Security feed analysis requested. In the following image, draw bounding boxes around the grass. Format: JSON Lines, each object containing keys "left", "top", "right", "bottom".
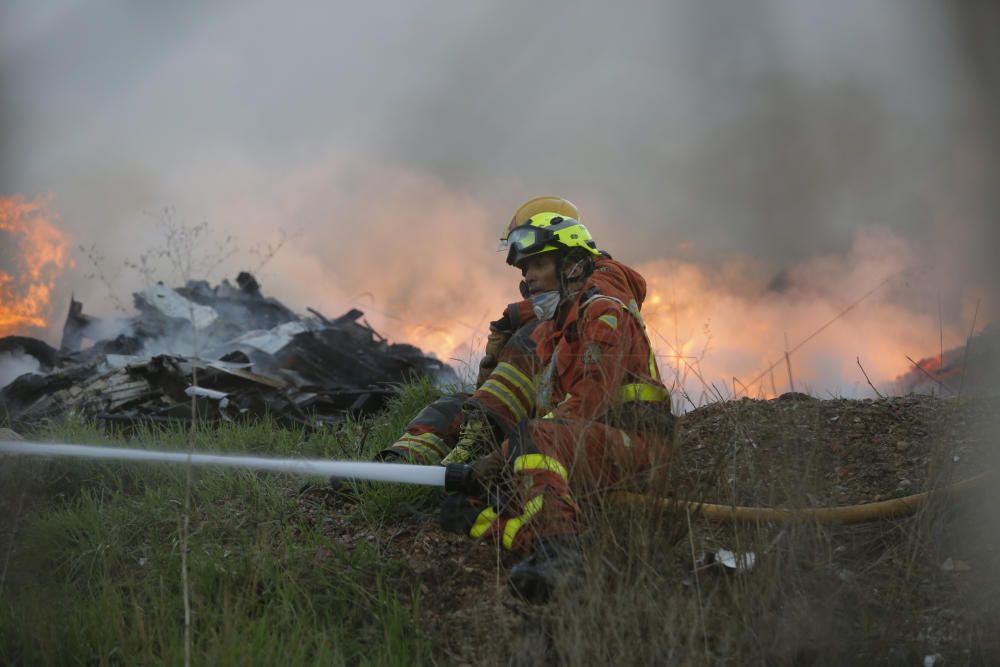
{"left": 2, "top": 379, "right": 998, "bottom": 665}
{"left": 0, "top": 379, "right": 442, "bottom": 666}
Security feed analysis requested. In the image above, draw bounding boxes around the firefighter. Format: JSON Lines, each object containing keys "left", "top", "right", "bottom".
{"left": 377, "top": 197, "right": 580, "bottom": 465}
{"left": 441, "top": 210, "right": 674, "bottom": 602}
{"left": 475, "top": 196, "right": 583, "bottom": 386}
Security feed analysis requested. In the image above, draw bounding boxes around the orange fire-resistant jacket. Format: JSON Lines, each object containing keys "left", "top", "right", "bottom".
{"left": 441, "top": 256, "right": 672, "bottom": 553}
{"left": 532, "top": 255, "right": 667, "bottom": 422}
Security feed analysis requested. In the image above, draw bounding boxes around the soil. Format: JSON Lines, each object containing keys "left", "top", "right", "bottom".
{"left": 671, "top": 393, "right": 998, "bottom": 507}
{"left": 297, "top": 394, "right": 1000, "bottom": 664}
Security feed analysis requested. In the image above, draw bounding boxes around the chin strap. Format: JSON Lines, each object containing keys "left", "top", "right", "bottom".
{"left": 552, "top": 255, "right": 590, "bottom": 310}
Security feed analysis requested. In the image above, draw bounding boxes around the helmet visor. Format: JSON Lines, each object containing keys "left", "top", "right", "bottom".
{"left": 504, "top": 224, "right": 556, "bottom": 264}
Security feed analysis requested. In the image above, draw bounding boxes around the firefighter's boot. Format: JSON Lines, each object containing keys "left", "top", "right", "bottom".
{"left": 508, "top": 535, "right": 583, "bottom": 604}
{"left": 440, "top": 416, "right": 492, "bottom": 465}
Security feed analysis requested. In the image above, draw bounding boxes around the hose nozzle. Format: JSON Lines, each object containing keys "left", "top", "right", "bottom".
{"left": 444, "top": 463, "right": 481, "bottom": 496}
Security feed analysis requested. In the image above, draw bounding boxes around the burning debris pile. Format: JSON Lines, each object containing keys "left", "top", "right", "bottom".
{"left": 0, "top": 272, "right": 455, "bottom": 428}
{"left": 895, "top": 324, "right": 1000, "bottom": 397}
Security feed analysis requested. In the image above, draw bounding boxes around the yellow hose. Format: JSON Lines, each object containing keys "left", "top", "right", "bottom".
{"left": 609, "top": 471, "right": 993, "bottom": 524}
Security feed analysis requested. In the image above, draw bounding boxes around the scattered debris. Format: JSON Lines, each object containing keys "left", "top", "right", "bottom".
{"left": 0, "top": 273, "right": 456, "bottom": 428}
{"left": 693, "top": 548, "right": 757, "bottom": 577}
{"left": 715, "top": 548, "right": 756, "bottom": 571}
{"left": 940, "top": 557, "right": 971, "bottom": 573}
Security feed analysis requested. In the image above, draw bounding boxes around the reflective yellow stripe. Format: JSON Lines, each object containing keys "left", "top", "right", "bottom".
{"left": 397, "top": 433, "right": 449, "bottom": 457}
{"left": 401, "top": 432, "right": 446, "bottom": 445}
{"left": 598, "top": 314, "right": 618, "bottom": 330}
{"left": 400, "top": 433, "right": 448, "bottom": 453}
{"left": 492, "top": 362, "right": 535, "bottom": 406}
{"left": 393, "top": 445, "right": 442, "bottom": 464}
{"left": 469, "top": 506, "right": 498, "bottom": 539}
{"left": 502, "top": 495, "right": 544, "bottom": 550}
{"left": 617, "top": 383, "right": 669, "bottom": 403}
{"left": 540, "top": 391, "right": 573, "bottom": 419}
{"left": 480, "top": 380, "right": 529, "bottom": 422}
{"left": 624, "top": 298, "right": 660, "bottom": 381}
{"left": 513, "top": 454, "right": 569, "bottom": 482}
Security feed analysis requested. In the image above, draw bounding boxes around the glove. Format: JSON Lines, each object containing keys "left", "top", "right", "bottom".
{"left": 442, "top": 449, "right": 506, "bottom": 497}
{"left": 469, "top": 449, "right": 505, "bottom": 487}
{"left": 476, "top": 328, "right": 512, "bottom": 387}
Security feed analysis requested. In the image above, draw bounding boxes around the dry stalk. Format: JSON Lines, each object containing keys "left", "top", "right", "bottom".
{"left": 178, "top": 230, "right": 205, "bottom": 667}
{"left": 0, "top": 487, "right": 27, "bottom": 601}
{"left": 956, "top": 297, "right": 981, "bottom": 399}
{"left": 250, "top": 229, "right": 291, "bottom": 274}
{"left": 856, "top": 357, "right": 885, "bottom": 399}
{"left": 784, "top": 332, "right": 796, "bottom": 394}
{"left": 939, "top": 295, "right": 944, "bottom": 374}
{"left": 79, "top": 242, "right": 130, "bottom": 313}
{"left": 685, "top": 508, "right": 711, "bottom": 663}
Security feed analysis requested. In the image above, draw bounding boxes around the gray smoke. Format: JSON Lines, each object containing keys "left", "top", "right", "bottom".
{"left": 0, "top": 351, "right": 40, "bottom": 389}
{"left": 0, "top": 1, "right": 996, "bottom": 386}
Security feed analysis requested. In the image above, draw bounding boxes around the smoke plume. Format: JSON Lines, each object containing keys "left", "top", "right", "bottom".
{"left": 1, "top": 1, "right": 996, "bottom": 396}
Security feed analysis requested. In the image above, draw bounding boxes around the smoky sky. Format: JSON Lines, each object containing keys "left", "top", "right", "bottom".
{"left": 1, "top": 0, "right": 997, "bottom": 338}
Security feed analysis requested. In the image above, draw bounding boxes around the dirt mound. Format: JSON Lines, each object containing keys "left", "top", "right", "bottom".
{"left": 673, "top": 393, "right": 999, "bottom": 507}
{"left": 300, "top": 394, "right": 1000, "bottom": 663}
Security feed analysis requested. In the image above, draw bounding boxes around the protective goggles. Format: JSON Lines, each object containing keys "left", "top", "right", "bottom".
{"left": 499, "top": 221, "right": 568, "bottom": 264}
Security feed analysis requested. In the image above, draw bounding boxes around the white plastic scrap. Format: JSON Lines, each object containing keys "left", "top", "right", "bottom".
{"left": 185, "top": 385, "right": 230, "bottom": 408}
{"left": 226, "top": 320, "right": 310, "bottom": 354}
{"left": 716, "top": 549, "right": 756, "bottom": 572}
{"left": 138, "top": 284, "right": 219, "bottom": 329}
{"left": 924, "top": 653, "right": 942, "bottom": 667}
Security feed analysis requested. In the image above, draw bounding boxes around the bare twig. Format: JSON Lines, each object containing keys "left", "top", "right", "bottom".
{"left": 784, "top": 332, "right": 795, "bottom": 394}
{"left": 957, "top": 297, "right": 981, "bottom": 399}
{"left": 251, "top": 229, "right": 290, "bottom": 274}
{"left": 79, "top": 242, "right": 129, "bottom": 313}
{"left": 856, "top": 357, "right": 885, "bottom": 399}
{"left": 938, "top": 295, "right": 944, "bottom": 375}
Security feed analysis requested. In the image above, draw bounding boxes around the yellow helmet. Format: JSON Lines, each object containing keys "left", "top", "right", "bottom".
{"left": 504, "top": 196, "right": 580, "bottom": 240}
{"left": 504, "top": 212, "right": 599, "bottom": 267}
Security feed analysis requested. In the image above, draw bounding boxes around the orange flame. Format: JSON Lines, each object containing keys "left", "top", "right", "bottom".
{"left": 0, "top": 195, "right": 71, "bottom": 336}
{"left": 367, "top": 248, "right": 962, "bottom": 402}
{"left": 911, "top": 353, "right": 962, "bottom": 383}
